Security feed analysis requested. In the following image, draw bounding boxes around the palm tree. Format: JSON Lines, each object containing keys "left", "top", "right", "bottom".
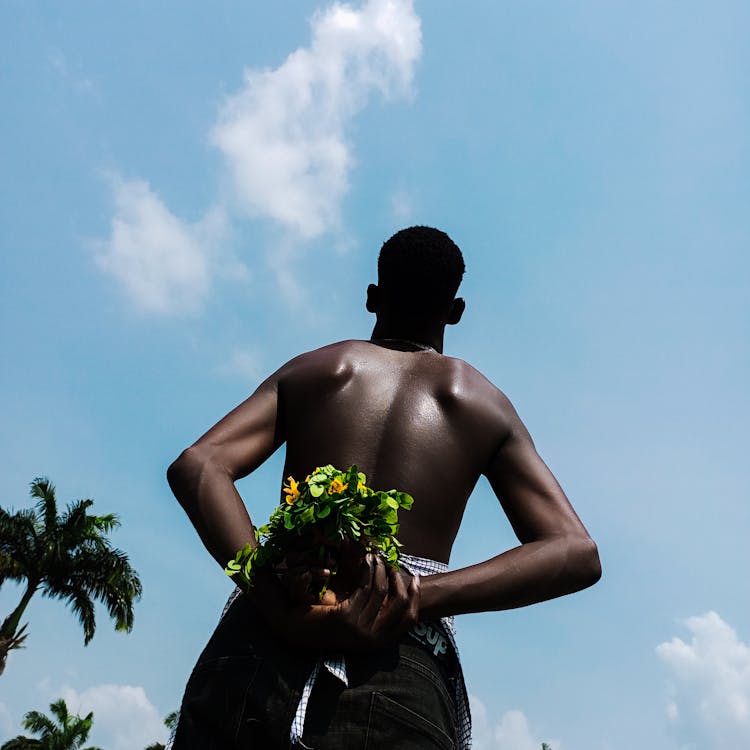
{"left": 0, "top": 478, "right": 142, "bottom": 675}
{"left": 0, "top": 698, "right": 102, "bottom": 750}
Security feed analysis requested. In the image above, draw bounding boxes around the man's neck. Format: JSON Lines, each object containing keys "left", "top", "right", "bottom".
{"left": 369, "top": 321, "right": 445, "bottom": 353}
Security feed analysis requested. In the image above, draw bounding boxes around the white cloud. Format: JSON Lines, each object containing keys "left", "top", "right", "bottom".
{"left": 97, "top": 1, "right": 421, "bottom": 314}
{"left": 657, "top": 611, "right": 750, "bottom": 749}
{"left": 59, "top": 683, "right": 168, "bottom": 750}
{"left": 96, "top": 175, "right": 227, "bottom": 315}
{"left": 389, "top": 186, "right": 416, "bottom": 222}
{"left": 210, "top": 0, "right": 422, "bottom": 239}
{"left": 470, "top": 695, "right": 561, "bottom": 750}
{"left": 217, "top": 346, "right": 264, "bottom": 382}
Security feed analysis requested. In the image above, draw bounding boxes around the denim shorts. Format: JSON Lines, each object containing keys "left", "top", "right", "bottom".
{"left": 172, "top": 593, "right": 458, "bottom": 749}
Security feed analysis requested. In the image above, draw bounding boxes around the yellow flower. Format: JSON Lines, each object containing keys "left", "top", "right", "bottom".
{"left": 329, "top": 477, "right": 347, "bottom": 494}
{"left": 283, "top": 476, "right": 300, "bottom": 504}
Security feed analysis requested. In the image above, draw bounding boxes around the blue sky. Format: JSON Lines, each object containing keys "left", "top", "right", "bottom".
{"left": 1, "top": 2, "right": 749, "bottom": 748}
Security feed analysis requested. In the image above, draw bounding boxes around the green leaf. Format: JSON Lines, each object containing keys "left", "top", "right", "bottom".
{"left": 398, "top": 492, "right": 414, "bottom": 509}
{"left": 309, "top": 484, "right": 325, "bottom": 498}
{"left": 316, "top": 505, "right": 332, "bottom": 519}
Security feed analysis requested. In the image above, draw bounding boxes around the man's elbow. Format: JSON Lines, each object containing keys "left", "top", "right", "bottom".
{"left": 167, "top": 448, "right": 190, "bottom": 487}
{"left": 571, "top": 535, "right": 602, "bottom": 589}
{"left": 167, "top": 445, "right": 210, "bottom": 502}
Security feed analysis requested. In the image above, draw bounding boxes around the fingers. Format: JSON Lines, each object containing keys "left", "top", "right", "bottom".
{"left": 344, "top": 553, "right": 388, "bottom": 619}
{"left": 277, "top": 565, "right": 331, "bottom": 604}
{"left": 373, "top": 567, "right": 419, "bottom": 638}
{"left": 360, "top": 554, "right": 389, "bottom": 624}
{"left": 340, "top": 554, "right": 388, "bottom": 635}
{"left": 405, "top": 572, "right": 420, "bottom": 629}
{"left": 344, "top": 554, "right": 376, "bottom": 611}
{"left": 286, "top": 569, "right": 316, "bottom": 604}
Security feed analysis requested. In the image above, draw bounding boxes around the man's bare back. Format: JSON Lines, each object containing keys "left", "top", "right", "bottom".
{"left": 276, "top": 338, "right": 521, "bottom": 563}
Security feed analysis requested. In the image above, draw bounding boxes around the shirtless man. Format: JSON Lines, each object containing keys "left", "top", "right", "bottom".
{"left": 167, "top": 226, "right": 601, "bottom": 749}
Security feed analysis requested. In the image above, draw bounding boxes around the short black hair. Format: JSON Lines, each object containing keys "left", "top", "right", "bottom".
{"left": 377, "top": 226, "right": 465, "bottom": 314}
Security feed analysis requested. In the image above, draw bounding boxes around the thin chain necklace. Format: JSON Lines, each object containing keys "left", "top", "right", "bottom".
{"left": 370, "top": 337, "right": 437, "bottom": 352}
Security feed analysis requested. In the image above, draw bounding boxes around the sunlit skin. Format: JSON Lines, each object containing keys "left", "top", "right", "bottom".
{"left": 167, "top": 281, "right": 601, "bottom": 650}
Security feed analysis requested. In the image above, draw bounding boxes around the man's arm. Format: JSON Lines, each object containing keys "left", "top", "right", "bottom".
{"left": 418, "top": 397, "right": 601, "bottom": 620}
{"left": 167, "top": 373, "right": 284, "bottom": 570}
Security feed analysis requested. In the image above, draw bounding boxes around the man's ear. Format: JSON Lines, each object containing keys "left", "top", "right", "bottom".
{"left": 447, "top": 297, "right": 465, "bottom": 325}
{"left": 366, "top": 283, "right": 379, "bottom": 313}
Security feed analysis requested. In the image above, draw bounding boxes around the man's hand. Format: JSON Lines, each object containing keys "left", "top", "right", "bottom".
{"left": 273, "top": 556, "right": 334, "bottom": 605}
{"left": 272, "top": 538, "right": 367, "bottom": 605}
{"left": 253, "top": 554, "right": 420, "bottom": 651}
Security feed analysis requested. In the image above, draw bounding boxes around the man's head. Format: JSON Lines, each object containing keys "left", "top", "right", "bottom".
{"left": 368, "top": 226, "right": 466, "bottom": 325}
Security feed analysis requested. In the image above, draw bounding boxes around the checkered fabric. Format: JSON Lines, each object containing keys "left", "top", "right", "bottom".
{"left": 403, "top": 554, "right": 471, "bottom": 750}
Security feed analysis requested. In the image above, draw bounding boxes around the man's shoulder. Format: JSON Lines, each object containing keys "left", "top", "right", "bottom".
{"left": 440, "top": 356, "right": 514, "bottom": 414}
{"left": 288, "top": 339, "right": 366, "bottom": 365}
{"left": 411, "top": 349, "right": 498, "bottom": 394}
{"left": 274, "top": 340, "right": 366, "bottom": 381}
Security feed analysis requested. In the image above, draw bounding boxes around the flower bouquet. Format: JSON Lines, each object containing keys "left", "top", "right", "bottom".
{"left": 225, "top": 464, "right": 413, "bottom": 601}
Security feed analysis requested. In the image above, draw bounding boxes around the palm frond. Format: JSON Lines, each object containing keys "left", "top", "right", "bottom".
{"left": 0, "top": 508, "right": 39, "bottom": 578}
{"left": 0, "top": 623, "right": 29, "bottom": 652}
{"left": 63, "top": 709, "right": 94, "bottom": 748}
{"left": 47, "top": 699, "right": 72, "bottom": 728}
{"left": 64, "top": 548, "right": 142, "bottom": 632}
{"left": 92, "top": 512, "right": 120, "bottom": 534}
{"left": 29, "top": 478, "right": 57, "bottom": 535}
{"left": 22, "top": 709, "right": 56, "bottom": 738}
{"left": 42, "top": 582, "right": 97, "bottom": 644}
{"left": 164, "top": 710, "right": 179, "bottom": 733}
{"left": 67, "top": 589, "right": 97, "bottom": 644}
{"left": 0, "top": 554, "right": 26, "bottom": 586}
{"left": 0, "top": 736, "right": 44, "bottom": 749}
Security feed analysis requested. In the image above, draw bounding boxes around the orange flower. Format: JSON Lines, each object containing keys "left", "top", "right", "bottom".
{"left": 329, "top": 477, "right": 347, "bottom": 494}
{"left": 283, "top": 476, "right": 300, "bottom": 504}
